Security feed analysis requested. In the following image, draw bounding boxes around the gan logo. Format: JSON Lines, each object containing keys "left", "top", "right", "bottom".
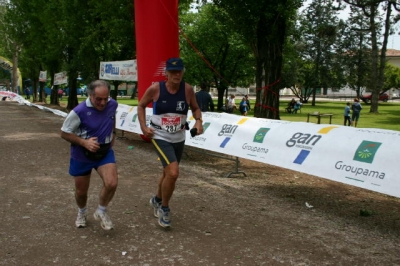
{"left": 218, "top": 124, "right": 239, "bottom": 148}
{"left": 353, "top": 141, "right": 382, "bottom": 164}
{"left": 218, "top": 119, "right": 248, "bottom": 148}
{"left": 253, "top": 128, "right": 270, "bottom": 143}
{"left": 120, "top": 112, "right": 128, "bottom": 127}
{"left": 289, "top": 126, "right": 337, "bottom": 165}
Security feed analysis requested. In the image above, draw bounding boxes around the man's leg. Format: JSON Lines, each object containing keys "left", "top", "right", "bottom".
{"left": 151, "top": 139, "right": 184, "bottom": 228}
{"left": 93, "top": 163, "right": 117, "bottom": 230}
{"left": 74, "top": 174, "right": 91, "bottom": 208}
{"left": 155, "top": 162, "right": 179, "bottom": 228}
{"left": 74, "top": 174, "right": 91, "bottom": 228}
{"left": 159, "top": 162, "right": 179, "bottom": 208}
{"left": 97, "top": 163, "right": 118, "bottom": 207}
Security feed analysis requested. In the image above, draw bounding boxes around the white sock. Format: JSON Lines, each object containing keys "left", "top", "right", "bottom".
{"left": 97, "top": 205, "right": 107, "bottom": 213}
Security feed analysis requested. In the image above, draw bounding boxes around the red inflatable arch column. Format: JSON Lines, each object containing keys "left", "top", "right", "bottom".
{"left": 134, "top": 0, "right": 180, "bottom": 102}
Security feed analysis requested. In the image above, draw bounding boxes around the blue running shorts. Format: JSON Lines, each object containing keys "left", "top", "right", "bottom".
{"left": 69, "top": 149, "right": 116, "bottom": 176}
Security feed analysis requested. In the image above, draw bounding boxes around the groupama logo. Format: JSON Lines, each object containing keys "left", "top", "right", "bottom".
{"left": 353, "top": 141, "right": 382, "bottom": 164}
{"left": 132, "top": 113, "right": 138, "bottom": 122}
{"left": 253, "top": 128, "right": 270, "bottom": 143}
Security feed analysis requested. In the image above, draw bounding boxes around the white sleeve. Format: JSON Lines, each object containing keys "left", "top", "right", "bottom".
{"left": 61, "top": 111, "right": 81, "bottom": 133}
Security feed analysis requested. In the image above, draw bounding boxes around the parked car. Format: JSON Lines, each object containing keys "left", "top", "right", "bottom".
{"left": 361, "top": 93, "right": 389, "bottom": 103}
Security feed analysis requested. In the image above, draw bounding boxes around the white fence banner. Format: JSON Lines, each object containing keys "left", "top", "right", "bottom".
{"left": 115, "top": 104, "right": 400, "bottom": 198}
{"left": 54, "top": 71, "right": 68, "bottom": 85}
{"left": 99, "top": 60, "right": 137, "bottom": 81}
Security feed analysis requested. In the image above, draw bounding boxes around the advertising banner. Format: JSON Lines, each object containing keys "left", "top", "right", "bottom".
{"left": 39, "top": 71, "right": 47, "bottom": 82}
{"left": 54, "top": 72, "right": 68, "bottom": 85}
{"left": 115, "top": 104, "right": 400, "bottom": 199}
{"left": 99, "top": 60, "right": 137, "bottom": 81}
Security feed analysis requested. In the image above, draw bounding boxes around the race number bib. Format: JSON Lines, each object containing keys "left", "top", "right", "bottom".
{"left": 161, "top": 116, "right": 182, "bottom": 133}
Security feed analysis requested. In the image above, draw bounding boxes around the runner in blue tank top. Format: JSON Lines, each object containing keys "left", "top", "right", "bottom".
{"left": 138, "top": 58, "right": 203, "bottom": 228}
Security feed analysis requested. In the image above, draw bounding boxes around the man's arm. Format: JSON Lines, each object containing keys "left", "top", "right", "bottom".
{"left": 187, "top": 84, "right": 203, "bottom": 135}
{"left": 137, "top": 84, "right": 156, "bottom": 139}
{"left": 61, "top": 131, "right": 100, "bottom": 152}
{"left": 60, "top": 111, "right": 100, "bottom": 152}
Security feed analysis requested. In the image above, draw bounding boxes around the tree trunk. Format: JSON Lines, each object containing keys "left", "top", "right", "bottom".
{"left": 368, "top": 4, "right": 379, "bottom": 113}
{"left": 50, "top": 85, "right": 59, "bottom": 105}
{"left": 111, "top": 81, "right": 121, "bottom": 100}
{"left": 12, "top": 50, "right": 19, "bottom": 94}
{"left": 67, "top": 71, "right": 79, "bottom": 110}
{"left": 39, "top": 82, "right": 46, "bottom": 103}
{"left": 253, "top": 12, "right": 285, "bottom": 120}
{"left": 217, "top": 82, "right": 228, "bottom": 110}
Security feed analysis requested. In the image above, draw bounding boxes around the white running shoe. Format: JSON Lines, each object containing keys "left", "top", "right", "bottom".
{"left": 149, "top": 196, "right": 161, "bottom": 218}
{"left": 93, "top": 210, "right": 114, "bottom": 230}
{"left": 158, "top": 207, "right": 171, "bottom": 228}
{"left": 75, "top": 211, "right": 87, "bottom": 228}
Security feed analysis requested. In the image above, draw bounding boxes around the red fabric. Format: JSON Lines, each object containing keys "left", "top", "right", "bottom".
{"left": 134, "top": 0, "right": 179, "bottom": 105}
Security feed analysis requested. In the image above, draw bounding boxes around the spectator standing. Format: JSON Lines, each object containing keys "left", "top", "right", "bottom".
{"left": 344, "top": 102, "right": 351, "bottom": 126}
{"left": 25, "top": 87, "right": 30, "bottom": 100}
{"left": 195, "top": 82, "right": 214, "bottom": 112}
{"left": 351, "top": 98, "right": 362, "bottom": 127}
{"left": 239, "top": 96, "right": 248, "bottom": 116}
{"left": 58, "top": 89, "right": 64, "bottom": 100}
{"left": 60, "top": 80, "right": 118, "bottom": 230}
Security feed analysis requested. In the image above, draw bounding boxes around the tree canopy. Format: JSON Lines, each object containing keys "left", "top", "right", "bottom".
{"left": 0, "top": 0, "right": 398, "bottom": 116}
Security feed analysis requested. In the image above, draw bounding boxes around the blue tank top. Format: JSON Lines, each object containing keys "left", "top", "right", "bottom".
{"left": 150, "top": 81, "right": 189, "bottom": 143}
{"left": 153, "top": 81, "right": 188, "bottom": 115}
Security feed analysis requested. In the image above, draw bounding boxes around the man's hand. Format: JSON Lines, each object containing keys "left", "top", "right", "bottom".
{"left": 193, "top": 120, "right": 204, "bottom": 135}
{"left": 84, "top": 137, "right": 100, "bottom": 152}
{"left": 142, "top": 127, "right": 155, "bottom": 139}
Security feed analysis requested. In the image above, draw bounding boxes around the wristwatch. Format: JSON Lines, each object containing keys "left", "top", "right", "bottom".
{"left": 195, "top": 117, "right": 203, "bottom": 122}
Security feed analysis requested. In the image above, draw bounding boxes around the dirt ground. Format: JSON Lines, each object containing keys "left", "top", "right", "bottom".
{"left": 1, "top": 100, "right": 400, "bottom": 266}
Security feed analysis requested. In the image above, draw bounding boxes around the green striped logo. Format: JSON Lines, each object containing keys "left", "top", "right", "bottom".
{"left": 353, "top": 141, "right": 382, "bottom": 164}
{"left": 253, "top": 128, "right": 270, "bottom": 143}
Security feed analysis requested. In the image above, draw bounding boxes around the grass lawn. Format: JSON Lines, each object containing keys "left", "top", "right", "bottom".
{"left": 59, "top": 96, "right": 400, "bottom": 132}
{"left": 278, "top": 100, "right": 400, "bottom": 131}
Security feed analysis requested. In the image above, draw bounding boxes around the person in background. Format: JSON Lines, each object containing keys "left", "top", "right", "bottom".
{"left": 225, "top": 94, "right": 237, "bottom": 113}
{"left": 60, "top": 80, "right": 118, "bottom": 230}
{"left": 239, "top": 96, "right": 248, "bottom": 116}
{"left": 286, "top": 98, "right": 296, "bottom": 113}
{"left": 137, "top": 57, "right": 203, "bottom": 228}
{"left": 195, "top": 82, "right": 214, "bottom": 112}
{"left": 351, "top": 98, "right": 362, "bottom": 127}
{"left": 245, "top": 95, "right": 251, "bottom": 111}
{"left": 24, "top": 87, "right": 30, "bottom": 100}
{"left": 58, "top": 88, "right": 64, "bottom": 100}
{"left": 293, "top": 100, "right": 302, "bottom": 114}
{"left": 344, "top": 102, "right": 351, "bottom": 126}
